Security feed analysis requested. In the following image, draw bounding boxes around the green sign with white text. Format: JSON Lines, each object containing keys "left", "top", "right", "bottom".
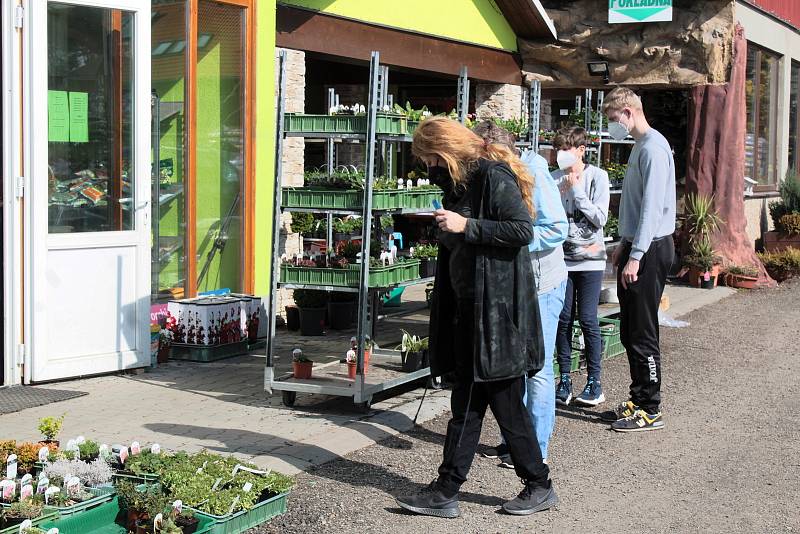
{"left": 609, "top": 0, "right": 672, "bottom": 24}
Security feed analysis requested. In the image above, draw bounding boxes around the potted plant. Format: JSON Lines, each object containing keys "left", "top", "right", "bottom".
{"left": 158, "top": 317, "right": 175, "bottom": 364}
{"left": 117, "top": 480, "right": 168, "bottom": 532}
{"left": 396, "top": 330, "right": 429, "bottom": 372}
{"left": 684, "top": 237, "right": 721, "bottom": 288}
{"left": 284, "top": 305, "right": 300, "bottom": 331}
{"left": 413, "top": 244, "right": 438, "bottom": 278}
{"left": 77, "top": 439, "right": 100, "bottom": 462}
{"left": 345, "top": 349, "right": 358, "bottom": 380}
{"left": 292, "top": 349, "right": 313, "bottom": 380}
{"left": 724, "top": 265, "right": 759, "bottom": 289}
{"left": 766, "top": 170, "right": 800, "bottom": 252}
{"left": 1, "top": 500, "right": 44, "bottom": 529}
{"left": 328, "top": 291, "right": 356, "bottom": 330}
{"left": 292, "top": 289, "right": 328, "bottom": 336}
{"left": 37, "top": 415, "right": 64, "bottom": 447}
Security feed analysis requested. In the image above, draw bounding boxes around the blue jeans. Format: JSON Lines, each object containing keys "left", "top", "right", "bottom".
{"left": 556, "top": 270, "right": 604, "bottom": 380}
{"left": 521, "top": 279, "right": 567, "bottom": 461}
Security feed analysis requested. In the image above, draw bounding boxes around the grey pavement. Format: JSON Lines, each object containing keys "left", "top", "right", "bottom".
{"left": 0, "top": 282, "right": 732, "bottom": 477}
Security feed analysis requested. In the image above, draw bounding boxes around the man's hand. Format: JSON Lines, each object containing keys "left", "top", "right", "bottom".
{"left": 611, "top": 244, "right": 623, "bottom": 268}
{"left": 435, "top": 209, "right": 467, "bottom": 234}
{"left": 620, "top": 258, "right": 640, "bottom": 289}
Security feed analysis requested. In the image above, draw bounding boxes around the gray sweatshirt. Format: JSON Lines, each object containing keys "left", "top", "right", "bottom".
{"left": 619, "top": 128, "right": 677, "bottom": 260}
{"left": 553, "top": 165, "right": 610, "bottom": 272}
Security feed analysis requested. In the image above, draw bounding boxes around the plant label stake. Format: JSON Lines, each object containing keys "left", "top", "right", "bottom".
{"left": 119, "top": 446, "right": 129, "bottom": 465}
{"left": 0, "top": 480, "right": 15, "bottom": 501}
{"left": 243, "top": 482, "right": 253, "bottom": 492}
{"left": 153, "top": 513, "right": 164, "bottom": 530}
{"left": 232, "top": 465, "right": 270, "bottom": 477}
{"left": 227, "top": 495, "right": 241, "bottom": 517}
{"left": 20, "top": 474, "right": 33, "bottom": 487}
{"left": 66, "top": 476, "right": 80, "bottom": 496}
{"left": 172, "top": 500, "right": 183, "bottom": 514}
{"left": 211, "top": 477, "right": 223, "bottom": 491}
{"left": 6, "top": 454, "right": 17, "bottom": 480}
{"left": 19, "top": 520, "right": 33, "bottom": 531}
{"left": 45, "top": 486, "right": 60, "bottom": 504}
{"left": 38, "top": 446, "right": 50, "bottom": 463}
{"left": 20, "top": 484, "right": 33, "bottom": 500}
{"left": 65, "top": 439, "right": 78, "bottom": 455}
{"left": 47, "top": 529, "right": 59, "bottom": 534}
{"left": 99, "top": 444, "right": 110, "bottom": 460}
{"left": 131, "top": 441, "right": 141, "bottom": 455}
{"left": 75, "top": 436, "right": 86, "bottom": 445}
{"left": 150, "top": 444, "right": 161, "bottom": 455}
{"left": 37, "top": 478, "right": 49, "bottom": 494}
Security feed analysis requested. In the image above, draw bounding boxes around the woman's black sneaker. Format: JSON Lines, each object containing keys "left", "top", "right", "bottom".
{"left": 480, "top": 443, "right": 509, "bottom": 459}
{"left": 502, "top": 479, "right": 559, "bottom": 515}
{"left": 396, "top": 480, "right": 461, "bottom": 518}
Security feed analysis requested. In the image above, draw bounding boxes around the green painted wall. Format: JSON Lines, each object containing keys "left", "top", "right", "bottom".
{"left": 280, "top": 0, "right": 518, "bottom": 51}
{"left": 254, "top": 1, "right": 278, "bottom": 296}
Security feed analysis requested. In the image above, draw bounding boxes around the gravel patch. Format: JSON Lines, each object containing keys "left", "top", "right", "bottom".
{"left": 252, "top": 281, "right": 800, "bottom": 534}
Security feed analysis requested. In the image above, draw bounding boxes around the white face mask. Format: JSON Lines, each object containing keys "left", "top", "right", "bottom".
{"left": 608, "top": 119, "right": 630, "bottom": 141}
{"left": 556, "top": 150, "right": 578, "bottom": 170}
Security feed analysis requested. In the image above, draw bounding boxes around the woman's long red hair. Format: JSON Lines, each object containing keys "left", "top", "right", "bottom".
{"left": 411, "top": 117, "right": 535, "bottom": 215}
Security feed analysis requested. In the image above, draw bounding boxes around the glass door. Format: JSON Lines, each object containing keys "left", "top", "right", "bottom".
{"left": 26, "top": 0, "right": 151, "bottom": 381}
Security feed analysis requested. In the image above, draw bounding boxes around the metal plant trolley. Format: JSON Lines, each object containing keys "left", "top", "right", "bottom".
{"left": 265, "top": 51, "right": 471, "bottom": 410}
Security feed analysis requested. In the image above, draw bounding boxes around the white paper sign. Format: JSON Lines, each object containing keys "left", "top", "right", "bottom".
{"left": 6, "top": 454, "right": 18, "bottom": 480}
{"left": 39, "top": 446, "right": 51, "bottom": 462}
{"left": 20, "top": 484, "right": 33, "bottom": 500}
{"left": 150, "top": 444, "right": 161, "bottom": 455}
{"left": 130, "top": 441, "right": 141, "bottom": 455}
{"left": 20, "top": 474, "right": 33, "bottom": 487}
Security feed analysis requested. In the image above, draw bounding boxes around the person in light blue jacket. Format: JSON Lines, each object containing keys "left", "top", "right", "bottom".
{"left": 473, "top": 122, "right": 568, "bottom": 466}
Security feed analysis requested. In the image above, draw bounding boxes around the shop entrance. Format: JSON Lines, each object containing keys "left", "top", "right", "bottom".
{"left": 24, "top": 0, "right": 151, "bottom": 382}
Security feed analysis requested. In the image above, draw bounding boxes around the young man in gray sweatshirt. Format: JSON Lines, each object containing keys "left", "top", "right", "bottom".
{"left": 600, "top": 88, "right": 676, "bottom": 432}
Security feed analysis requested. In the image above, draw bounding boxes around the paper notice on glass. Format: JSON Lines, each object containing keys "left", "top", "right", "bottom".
{"left": 69, "top": 92, "right": 89, "bottom": 143}
{"left": 48, "top": 90, "right": 70, "bottom": 143}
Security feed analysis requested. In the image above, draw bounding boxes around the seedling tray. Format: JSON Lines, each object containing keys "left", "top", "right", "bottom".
{"left": 40, "top": 497, "right": 213, "bottom": 534}
{"left": 189, "top": 491, "right": 289, "bottom": 534}
{"left": 404, "top": 189, "right": 442, "bottom": 210}
{"left": 169, "top": 340, "right": 250, "bottom": 363}
{"left": 111, "top": 471, "right": 160, "bottom": 485}
{"left": 0, "top": 510, "right": 58, "bottom": 534}
{"left": 281, "top": 188, "right": 404, "bottom": 211}
{"left": 44, "top": 486, "right": 116, "bottom": 517}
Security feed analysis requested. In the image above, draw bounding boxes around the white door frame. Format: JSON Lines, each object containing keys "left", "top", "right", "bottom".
{"left": 23, "top": 0, "right": 151, "bottom": 383}
{"left": 2, "top": 0, "right": 23, "bottom": 386}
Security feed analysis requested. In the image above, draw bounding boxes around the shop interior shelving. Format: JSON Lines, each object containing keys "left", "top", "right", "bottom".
{"left": 265, "top": 51, "right": 470, "bottom": 410}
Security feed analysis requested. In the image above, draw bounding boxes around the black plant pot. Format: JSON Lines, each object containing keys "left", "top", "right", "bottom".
{"left": 328, "top": 301, "right": 354, "bottom": 330}
{"left": 700, "top": 276, "right": 716, "bottom": 289}
{"left": 285, "top": 306, "right": 300, "bottom": 331}
{"left": 299, "top": 307, "right": 326, "bottom": 336}
{"left": 420, "top": 258, "right": 437, "bottom": 278}
{"left": 402, "top": 350, "right": 427, "bottom": 372}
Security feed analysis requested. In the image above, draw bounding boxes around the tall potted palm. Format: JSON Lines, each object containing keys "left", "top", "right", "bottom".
{"left": 683, "top": 193, "right": 723, "bottom": 287}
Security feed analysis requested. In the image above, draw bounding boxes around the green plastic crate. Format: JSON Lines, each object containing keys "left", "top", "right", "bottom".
{"left": 370, "top": 189, "right": 404, "bottom": 210}
{"left": 189, "top": 492, "right": 289, "bottom": 534}
{"left": 407, "top": 120, "right": 420, "bottom": 135}
{"left": 398, "top": 259, "right": 421, "bottom": 281}
{"left": 40, "top": 497, "right": 213, "bottom": 534}
{"left": 552, "top": 350, "right": 583, "bottom": 375}
{"left": 599, "top": 317, "right": 624, "bottom": 360}
{"left": 111, "top": 471, "right": 160, "bottom": 485}
{"left": 1, "top": 511, "right": 59, "bottom": 534}
{"left": 404, "top": 189, "right": 442, "bottom": 210}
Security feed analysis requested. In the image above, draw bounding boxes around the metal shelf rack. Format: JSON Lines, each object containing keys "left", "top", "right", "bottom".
{"left": 265, "top": 50, "right": 469, "bottom": 410}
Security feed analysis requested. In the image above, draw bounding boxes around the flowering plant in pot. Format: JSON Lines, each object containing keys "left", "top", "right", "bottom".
{"left": 412, "top": 244, "right": 438, "bottom": 278}
{"left": 724, "top": 265, "right": 759, "bottom": 289}
{"left": 396, "top": 330, "right": 429, "bottom": 372}
{"left": 292, "top": 349, "right": 313, "bottom": 380}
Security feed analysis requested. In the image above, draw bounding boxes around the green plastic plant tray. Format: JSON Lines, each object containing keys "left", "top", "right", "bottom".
{"left": 111, "top": 471, "right": 160, "bottom": 485}
{"left": 44, "top": 486, "right": 117, "bottom": 517}
{"left": 281, "top": 187, "right": 362, "bottom": 210}
{"left": 189, "top": 491, "right": 289, "bottom": 534}
{"left": 404, "top": 189, "right": 442, "bottom": 210}
{"left": 284, "top": 113, "right": 408, "bottom": 135}
{"left": 40, "top": 497, "right": 213, "bottom": 534}
{"left": 281, "top": 263, "right": 414, "bottom": 288}
{"left": 407, "top": 120, "right": 420, "bottom": 135}
{"left": 0, "top": 510, "right": 59, "bottom": 534}
{"left": 370, "top": 189, "right": 404, "bottom": 210}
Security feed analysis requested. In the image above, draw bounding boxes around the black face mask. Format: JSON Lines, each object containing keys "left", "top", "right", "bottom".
{"left": 426, "top": 165, "right": 451, "bottom": 185}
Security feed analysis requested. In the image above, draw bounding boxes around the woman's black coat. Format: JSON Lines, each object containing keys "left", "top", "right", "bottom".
{"left": 428, "top": 159, "right": 546, "bottom": 382}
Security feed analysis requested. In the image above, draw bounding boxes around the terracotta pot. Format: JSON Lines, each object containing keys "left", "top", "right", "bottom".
{"left": 364, "top": 349, "right": 371, "bottom": 372}
{"left": 176, "top": 515, "right": 199, "bottom": 534}
{"left": 688, "top": 265, "right": 721, "bottom": 288}
{"left": 726, "top": 273, "right": 758, "bottom": 289}
{"left": 764, "top": 230, "right": 800, "bottom": 253}
{"left": 127, "top": 510, "right": 147, "bottom": 531}
{"left": 347, "top": 362, "right": 357, "bottom": 380}
{"left": 292, "top": 361, "right": 313, "bottom": 379}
